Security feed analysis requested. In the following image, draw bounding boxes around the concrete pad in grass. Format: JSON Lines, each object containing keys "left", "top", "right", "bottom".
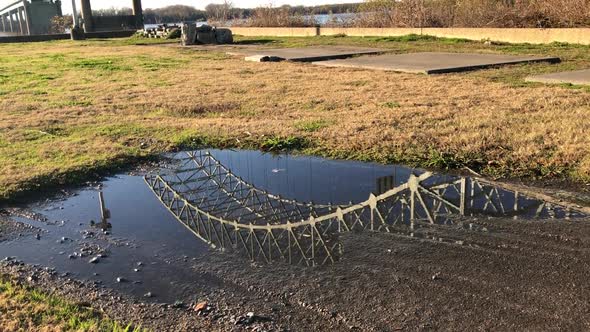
{"left": 312, "top": 52, "right": 560, "bottom": 74}
{"left": 229, "top": 46, "right": 384, "bottom": 62}
{"left": 526, "top": 69, "right": 590, "bottom": 85}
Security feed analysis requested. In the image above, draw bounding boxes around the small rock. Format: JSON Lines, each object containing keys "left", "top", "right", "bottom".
{"left": 172, "top": 300, "right": 184, "bottom": 308}
{"left": 35, "top": 234, "right": 41, "bottom": 240}
{"left": 89, "top": 257, "right": 100, "bottom": 264}
{"left": 116, "top": 277, "right": 126, "bottom": 283}
{"left": 68, "top": 254, "right": 77, "bottom": 260}
{"left": 144, "top": 292, "right": 153, "bottom": 298}
{"left": 194, "top": 301, "right": 208, "bottom": 312}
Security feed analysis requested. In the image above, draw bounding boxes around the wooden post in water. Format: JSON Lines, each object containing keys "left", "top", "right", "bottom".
{"left": 98, "top": 191, "right": 111, "bottom": 229}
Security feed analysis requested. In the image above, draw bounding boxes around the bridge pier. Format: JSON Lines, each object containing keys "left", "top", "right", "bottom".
{"left": 17, "top": 8, "right": 25, "bottom": 35}
{"left": 80, "top": 0, "right": 94, "bottom": 32}
{"left": 20, "top": 1, "right": 31, "bottom": 35}
{"left": 9, "top": 10, "right": 16, "bottom": 33}
{"left": 132, "top": 0, "right": 143, "bottom": 29}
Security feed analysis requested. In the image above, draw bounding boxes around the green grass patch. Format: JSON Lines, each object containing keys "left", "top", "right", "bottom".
{"left": 295, "top": 119, "right": 332, "bottom": 132}
{"left": 370, "top": 34, "right": 470, "bottom": 44}
{"left": 136, "top": 56, "right": 187, "bottom": 71}
{"left": 383, "top": 101, "right": 401, "bottom": 108}
{"left": 0, "top": 277, "right": 146, "bottom": 331}
{"left": 261, "top": 136, "right": 308, "bottom": 152}
{"left": 71, "top": 58, "right": 132, "bottom": 72}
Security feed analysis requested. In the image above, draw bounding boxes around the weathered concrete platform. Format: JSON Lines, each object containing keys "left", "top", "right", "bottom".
{"left": 312, "top": 52, "right": 561, "bottom": 74}
{"left": 526, "top": 69, "right": 590, "bottom": 85}
{"left": 229, "top": 46, "right": 384, "bottom": 62}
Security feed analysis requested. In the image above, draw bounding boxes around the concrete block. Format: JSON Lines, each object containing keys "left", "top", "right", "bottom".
{"left": 215, "top": 28, "right": 233, "bottom": 44}
{"left": 244, "top": 55, "right": 284, "bottom": 62}
{"left": 181, "top": 23, "right": 196, "bottom": 46}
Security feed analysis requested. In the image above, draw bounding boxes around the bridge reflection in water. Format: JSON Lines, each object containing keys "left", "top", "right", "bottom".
{"left": 145, "top": 150, "right": 584, "bottom": 266}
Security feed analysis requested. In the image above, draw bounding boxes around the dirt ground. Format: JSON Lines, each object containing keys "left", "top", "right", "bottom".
{"left": 2, "top": 212, "right": 590, "bottom": 331}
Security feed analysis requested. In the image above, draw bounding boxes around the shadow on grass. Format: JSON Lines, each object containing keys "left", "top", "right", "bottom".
{"left": 233, "top": 38, "right": 277, "bottom": 45}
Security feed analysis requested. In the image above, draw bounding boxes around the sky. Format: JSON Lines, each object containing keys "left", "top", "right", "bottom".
{"left": 12, "top": 0, "right": 360, "bottom": 14}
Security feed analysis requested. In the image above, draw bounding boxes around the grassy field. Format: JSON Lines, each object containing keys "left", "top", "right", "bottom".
{"left": 1, "top": 35, "right": 590, "bottom": 201}
{"left": 0, "top": 276, "right": 143, "bottom": 331}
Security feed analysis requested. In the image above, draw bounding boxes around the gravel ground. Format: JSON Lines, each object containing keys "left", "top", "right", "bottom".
{"left": 0, "top": 214, "right": 39, "bottom": 242}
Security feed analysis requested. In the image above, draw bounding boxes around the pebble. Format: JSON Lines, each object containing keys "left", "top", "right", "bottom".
{"left": 144, "top": 292, "right": 153, "bottom": 298}
{"left": 35, "top": 234, "right": 41, "bottom": 240}
{"left": 89, "top": 257, "right": 100, "bottom": 264}
{"left": 116, "top": 277, "right": 126, "bottom": 283}
{"left": 172, "top": 300, "right": 184, "bottom": 308}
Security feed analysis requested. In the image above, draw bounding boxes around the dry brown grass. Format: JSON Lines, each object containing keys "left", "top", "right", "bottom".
{"left": 1, "top": 37, "right": 590, "bottom": 200}
{"left": 357, "top": 0, "right": 590, "bottom": 28}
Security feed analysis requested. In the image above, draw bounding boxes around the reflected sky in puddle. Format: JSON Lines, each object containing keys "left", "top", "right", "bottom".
{"left": 0, "top": 149, "right": 585, "bottom": 300}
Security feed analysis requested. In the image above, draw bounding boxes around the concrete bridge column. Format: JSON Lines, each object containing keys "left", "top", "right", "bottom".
{"left": 9, "top": 10, "right": 17, "bottom": 33}
{"left": 1, "top": 14, "right": 6, "bottom": 32}
{"left": 80, "top": 0, "right": 94, "bottom": 32}
{"left": 132, "top": 0, "right": 143, "bottom": 29}
{"left": 17, "top": 7, "right": 25, "bottom": 35}
{"left": 21, "top": 0, "right": 31, "bottom": 35}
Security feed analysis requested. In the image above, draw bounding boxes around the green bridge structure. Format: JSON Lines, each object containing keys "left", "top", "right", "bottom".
{"left": 0, "top": 0, "right": 143, "bottom": 36}
{"left": 0, "top": 0, "right": 61, "bottom": 35}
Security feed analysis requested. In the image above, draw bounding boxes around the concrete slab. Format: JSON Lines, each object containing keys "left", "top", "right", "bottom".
{"left": 312, "top": 52, "right": 561, "bottom": 74}
{"left": 228, "top": 46, "right": 384, "bottom": 62}
{"left": 526, "top": 69, "right": 590, "bottom": 85}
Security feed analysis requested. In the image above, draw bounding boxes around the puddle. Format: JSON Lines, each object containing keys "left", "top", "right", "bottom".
{"left": 1, "top": 149, "right": 586, "bottom": 301}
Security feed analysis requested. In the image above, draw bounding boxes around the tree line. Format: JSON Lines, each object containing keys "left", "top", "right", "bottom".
{"left": 89, "top": 1, "right": 590, "bottom": 28}
{"left": 91, "top": 3, "right": 360, "bottom": 24}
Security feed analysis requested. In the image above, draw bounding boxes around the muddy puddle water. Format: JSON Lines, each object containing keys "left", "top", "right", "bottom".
{"left": 0, "top": 149, "right": 585, "bottom": 302}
